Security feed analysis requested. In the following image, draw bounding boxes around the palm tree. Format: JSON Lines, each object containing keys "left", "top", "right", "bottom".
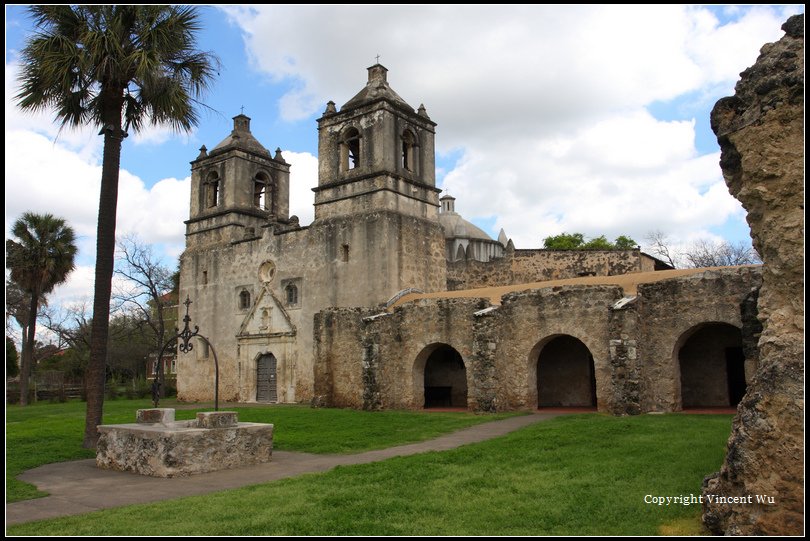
{"left": 6, "top": 213, "right": 77, "bottom": 406}
{"left": 15, "top": 6, "right": 218, "bottom": 447}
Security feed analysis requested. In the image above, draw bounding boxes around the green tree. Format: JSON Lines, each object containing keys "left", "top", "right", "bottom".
{"left": 543, "top": 232, "right": 638, "bottom": 250}
{"left": 6, "top": 212, "right": 77, "bottom": 405}
{"left": 613, "top": 235, "right": 638, "bottom": 250}
{"left": 582, "top": 235, "right": 614, "bottom": 250}
{"left": 6, "top": 337, "right": 20, "bottom": 378}
{"left": 543, "top": 232, "right": 586, "bottom": 250}
{"left": 16, "top": 6, "right": 218, "bottom": 447}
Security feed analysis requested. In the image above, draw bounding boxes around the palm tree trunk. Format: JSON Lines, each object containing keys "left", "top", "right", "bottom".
{"left": 19, "top": 291, "right": 39, "bottom": 406}
{"left": 83, "top": 92, "right": 125, "bottom": 449}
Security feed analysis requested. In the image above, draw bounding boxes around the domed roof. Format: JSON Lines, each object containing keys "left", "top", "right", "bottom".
{"left": 438, "top": 211, "right": 494, "bottom": 241}
{"left": 438, "top": 195, "right": 495, "bottom": 242}
{"left": 210, "top": 114, "right": 271, "bottom": 158}
{"left": 341, "top": 64, "right": 414, "bottom": 113}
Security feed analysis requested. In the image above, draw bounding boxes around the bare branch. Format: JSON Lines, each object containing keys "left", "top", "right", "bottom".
{"left": 644, "top": 230, "right": 679, "bottom": 268}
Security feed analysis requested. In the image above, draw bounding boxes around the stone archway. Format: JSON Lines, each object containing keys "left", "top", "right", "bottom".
{"left": 535, "top": 335, "right": 596, "bottom": 408}
{"left": 415, "top": 343, "right": 468, "bottom": 408}
{"left": 678, "top": 323, "right": 745, "bottom": 408}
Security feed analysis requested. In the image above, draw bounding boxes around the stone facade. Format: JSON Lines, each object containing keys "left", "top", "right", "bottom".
{"left": 702, "top": 15, "right": 804, "bottom": 536}
{"left": 314, "top": 267, "right": 761, "bottom": 415}
{"left": 178, "top": 65, "right": 446, "bottom": 404}
{"left": 179, "top": 65, "right": 673, "bottom": 406}
{"left": 447, "top": 248, "right": 667, "bottom": 291}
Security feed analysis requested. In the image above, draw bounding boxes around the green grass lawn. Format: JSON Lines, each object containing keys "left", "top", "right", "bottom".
{"left": 7, "top": 413, "right": 732, "bottom": 536}
{"left": 5, "top": 398, "right": 515, "bottom": 502}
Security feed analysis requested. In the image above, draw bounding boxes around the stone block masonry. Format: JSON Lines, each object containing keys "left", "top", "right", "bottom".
{"left": 96, "top": 409, "right": 273, "bottom": 477}
{"left": 702, "top": 14, "right": 804, "bottom": 536}
{"left": 315, "top": 267, "right": 760, "bottom": 414}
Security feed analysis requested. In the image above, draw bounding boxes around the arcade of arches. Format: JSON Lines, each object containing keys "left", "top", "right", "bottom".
{"left": 313, "top": 266, "right": 762, "bottom": 414}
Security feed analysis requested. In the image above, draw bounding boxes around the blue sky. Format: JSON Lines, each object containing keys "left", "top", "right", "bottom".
{"left": 5, "top": 5, "right": 802, "bottom": 318}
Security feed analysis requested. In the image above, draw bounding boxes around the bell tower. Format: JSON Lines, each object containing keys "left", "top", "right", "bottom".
{"left": 314, "top": 64, "right": 439, "bottom": 220}
{"left": 186, "top": 114, "right": 291, "bottom": 247}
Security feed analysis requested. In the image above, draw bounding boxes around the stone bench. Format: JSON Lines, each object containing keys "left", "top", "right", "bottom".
{"left": 96, "top": 409, "right": 274, "bottom": 477}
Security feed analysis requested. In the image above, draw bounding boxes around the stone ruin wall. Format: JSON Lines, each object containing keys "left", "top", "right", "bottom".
{"left": 447, "top": 249, "right": 652, "bottom": 291}
{"left": 702, "top": 14, "right": 804, "bottom": 536}
{"left": 316, "top": 267, "right": 760, "bottom": 416}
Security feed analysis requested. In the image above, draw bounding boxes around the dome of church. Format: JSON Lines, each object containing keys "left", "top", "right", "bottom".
{"left": 437, "top": 210, "right": 493, "bottom": 242}
{"left": 438, "top": 194, "right": 505, "bottom": 263}
{"left": 210, "top": 114, "right": 271, "bottom": 158}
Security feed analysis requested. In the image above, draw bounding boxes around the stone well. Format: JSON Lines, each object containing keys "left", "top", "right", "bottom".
{"left": 96, "top": 409, "right": 274, "bottom": 477}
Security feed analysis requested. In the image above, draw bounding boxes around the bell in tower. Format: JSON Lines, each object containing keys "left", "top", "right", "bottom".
{"left": 186, "top": 114, "right": 291, "bottom": 247}
{"left": 314, "top": 64, "right": 439, "bottom": 221}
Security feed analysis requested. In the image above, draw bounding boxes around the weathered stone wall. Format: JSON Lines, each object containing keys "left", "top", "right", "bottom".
{"left": 97, "top": 409, "right": 274, "bottom": 478}
{"left": 447, "top": 249, "right": 662, "bottom": 290}
{"left": 702, "top": 15, "right": 804, "bottom": 535}
{"left": 316, "top": 268, "right": 760, "bottom": 415}
{"left": 493, "top": 286, "right": 621, "bottom": 412}
{"left": 636, "top": 267, "right": 762, "bottom": 412}
{"left": 178, "top": 207, "right": 446, "bottom": 405}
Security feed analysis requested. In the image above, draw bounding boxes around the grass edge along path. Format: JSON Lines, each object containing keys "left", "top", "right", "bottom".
{"left": 5, "top": 399, "right": 517, "bottom": 502}
{"left": 7, "top": 414, "right": 733, "bottom": 536}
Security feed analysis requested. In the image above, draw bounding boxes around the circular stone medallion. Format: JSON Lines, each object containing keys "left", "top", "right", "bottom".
{"left": 259, "top": 260, "right": 276, "bottom": 283}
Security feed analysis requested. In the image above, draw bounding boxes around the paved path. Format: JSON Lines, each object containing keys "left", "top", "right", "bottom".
{"left": 7, "top": 412, "right": 560, "bottom": 526}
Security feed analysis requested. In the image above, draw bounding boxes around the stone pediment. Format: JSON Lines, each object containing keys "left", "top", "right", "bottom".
{"left": 238, "top": 285, "right": 296, "bottom": 338}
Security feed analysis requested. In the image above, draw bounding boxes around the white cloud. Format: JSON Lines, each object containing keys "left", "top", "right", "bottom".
{"left": 222, "top": 4, "right": 792, "bottom": 249}
{"left": 4, "top": 129, "right": 190, "bottom": 309}
{"left": 283, "top": 150, "right": 318, "bottom": 226}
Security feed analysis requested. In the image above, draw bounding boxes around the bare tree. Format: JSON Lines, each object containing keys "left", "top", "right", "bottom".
{"left": 40, "top": 300, "right": 93, "bottom": 352}
{"left": 683, "top": 239, "right": 761, "bottom": 268}
{"left": 645, "top": 230, "right": 761, "bottom": 269}
{"left": 113, "top": 235, "right": 178, "bottom": 395}
{"left": 645, "top": 230, "right": 679, "bottom": 268}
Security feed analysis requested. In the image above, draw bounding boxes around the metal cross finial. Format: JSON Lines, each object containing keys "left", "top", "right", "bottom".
{"left": 240, "top": 105, "right": 245, "bottom": 115}
{"left": 151, "top": 295, "right": 220, "bottom": 411}
{"left": 177, "top": 295, "right": 199, "bottom": 354}
{"left": 375, "top": 54, "right": 380, "bottom": 64}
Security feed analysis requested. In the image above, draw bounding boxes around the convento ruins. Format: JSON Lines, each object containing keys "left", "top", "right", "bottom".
{"left": 177, "top": 15, "right": 803, "bottom": 534}
{"left": 177, "top": 64, "right": 761, "bottom": 415}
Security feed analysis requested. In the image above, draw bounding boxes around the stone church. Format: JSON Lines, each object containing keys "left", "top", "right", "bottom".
{"left": 178, "top": 65, "right": 759, "bottom": 413}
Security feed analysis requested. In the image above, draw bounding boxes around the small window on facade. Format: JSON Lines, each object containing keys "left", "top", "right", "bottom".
{"left": 286, "top": 284, "right": 298, "bottom": 306}
{"left": 239, "top": 289, "right": 251, "bottom": 310}
{"left": 205, "top": 172, "right": 220, "bottom": 208}
{"left": 254, "top": 172, "right": 272, "bottom": 211}
{"left": 341, "top": 128, "right": 361, "bottom": 171}
{"left": 202, "top": 270, "right": 208, "bottom": 285}
{"left": 342, "top": 244, "right": 350, "bottom": 262}
{"left": 402, "top": 129, "right": 417, "bottom": 171}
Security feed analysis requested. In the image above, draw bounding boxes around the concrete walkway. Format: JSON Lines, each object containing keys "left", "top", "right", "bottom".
{"left": 7, "top": 412, "right": 560, "bottom": 526}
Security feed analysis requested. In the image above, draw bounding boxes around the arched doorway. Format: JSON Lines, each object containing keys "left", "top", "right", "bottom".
{"left": 419, "top": 344, "right": 467, "bottom": 408}
{"left": 536, "top": 335, "right": 596, "bottom": 408}
{"left": 678, "top": 323, "right": 745, "bottom": 408}
{"left": 256, "top": 353, "right": 278, "bottom": 403}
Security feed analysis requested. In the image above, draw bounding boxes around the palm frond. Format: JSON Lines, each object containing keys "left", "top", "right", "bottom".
{"left": 16, "top": 5, "right": 218, "bottom": 135}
